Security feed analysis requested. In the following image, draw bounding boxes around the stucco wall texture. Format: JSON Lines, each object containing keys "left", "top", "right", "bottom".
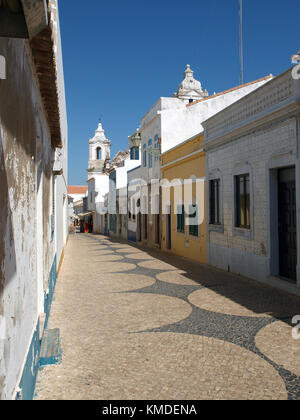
{"left": 161, "top": 135, "right": 207, "bottom": 264}
{"left": 0, "top": 38, "right": 55, "bottom": 400}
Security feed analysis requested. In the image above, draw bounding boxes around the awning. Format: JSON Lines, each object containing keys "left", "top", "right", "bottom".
{"left": 78, "top": 212, "right": 93, "bottom": 218}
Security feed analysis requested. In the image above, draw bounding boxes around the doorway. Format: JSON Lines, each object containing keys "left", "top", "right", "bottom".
{"left": 278, "top": 167, "right": 297, "bottom": 282}
{"left": 137, "top": 212, "right": 142, "bottom": 242}
{"left": 155, "top": 214, "right": 160, "bottom": 245}
{"left": 166, "top": 206, "right": 172, "bottom": 250}
{"left": 143, "top": 214, "right": 148, "bottom": 241}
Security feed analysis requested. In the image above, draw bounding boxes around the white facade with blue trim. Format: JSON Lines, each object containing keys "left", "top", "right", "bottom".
{"left": 0, "top": 0, "right": 68, "bottom": 400}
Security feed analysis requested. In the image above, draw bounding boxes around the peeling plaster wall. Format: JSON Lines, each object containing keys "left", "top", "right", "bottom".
{"left": 53, "top": 0, "right": 68, "bottom": 266}
{"left": 0, "top": 38, "right": 55, "bottom": 400}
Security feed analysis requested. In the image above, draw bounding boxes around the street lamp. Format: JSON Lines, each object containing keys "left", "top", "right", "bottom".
{"left": 131, "top": 130, "right": 141, "bottom": 148}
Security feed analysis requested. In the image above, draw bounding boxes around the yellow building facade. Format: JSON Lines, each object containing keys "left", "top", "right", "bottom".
{"left": 161, "top": 133, "right": 207, "bottom": 264}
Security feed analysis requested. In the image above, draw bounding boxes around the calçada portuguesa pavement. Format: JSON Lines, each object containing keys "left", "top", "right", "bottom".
{"left": 34, "top": 234, "right": 300, "bottom": 400}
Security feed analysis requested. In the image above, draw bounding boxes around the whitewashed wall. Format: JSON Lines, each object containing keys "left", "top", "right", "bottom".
{"left": 52, "top": 0, "right": 68, "bottom": 269}
{"left": 0, "top": 0, "right": 68, "bottom": 400}
{"left": 0, "top": 38, "right": 55, "bottom": 400}
{"left": 161, "top": 80, "right": 272, "bottom": 154}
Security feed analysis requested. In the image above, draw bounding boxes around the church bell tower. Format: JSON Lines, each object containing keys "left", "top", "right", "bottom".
{"left": 87, "top": 122, "right": 111, "bottom": 179}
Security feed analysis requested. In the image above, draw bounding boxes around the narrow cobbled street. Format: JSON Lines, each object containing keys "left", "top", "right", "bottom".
{"left": 35, "top": 234, "right": 300, "bottom": 400}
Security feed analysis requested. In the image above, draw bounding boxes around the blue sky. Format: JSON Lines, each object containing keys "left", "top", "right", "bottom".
{"left": 59, "top": 0, "right": 300, "bottom": 185}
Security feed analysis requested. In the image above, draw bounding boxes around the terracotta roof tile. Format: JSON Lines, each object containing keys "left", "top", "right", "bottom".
{"left": 68, "top": 186, "right": 88, "bottom": 195}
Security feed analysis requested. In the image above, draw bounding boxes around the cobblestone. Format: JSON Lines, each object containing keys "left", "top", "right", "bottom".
{"left": 34, "top": 234, "right": 300, "bottom": 400}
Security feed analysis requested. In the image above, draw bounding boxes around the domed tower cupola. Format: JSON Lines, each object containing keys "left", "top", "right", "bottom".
{"left": 174, "top": 64, "right": 209, "bottom": 103}
{"left": 88, "top": 122, "right": 111, "bottom": 176}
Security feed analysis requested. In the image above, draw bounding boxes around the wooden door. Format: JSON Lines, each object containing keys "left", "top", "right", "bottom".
{"left": 278, "top": 167, "right": 297, "bottom": 282}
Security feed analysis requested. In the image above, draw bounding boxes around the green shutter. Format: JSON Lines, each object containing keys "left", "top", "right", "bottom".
{"left": 177, "top": 205, "right": 185, "bottom": 233}
{"left": 189, "top": 205, "right": 199, "bottom": 237}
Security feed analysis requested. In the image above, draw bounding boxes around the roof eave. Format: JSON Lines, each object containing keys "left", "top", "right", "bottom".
{"left": 30, "top": 5, "right": 62, "bottom": 149}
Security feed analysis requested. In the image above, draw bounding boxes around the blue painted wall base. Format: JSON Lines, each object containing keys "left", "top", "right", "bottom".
{"left": 15, "top": 255, "right": 58, "bottom": 400}
{"left": 40, "top": 328, "right": 62, "bottom": 367}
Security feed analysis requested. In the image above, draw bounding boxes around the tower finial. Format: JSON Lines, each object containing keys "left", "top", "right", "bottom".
{"left": 174, "top": 64, "right": 208, "bottom": 101}
{"left": 184, "top": 64, "right": 193, "bottom": 76}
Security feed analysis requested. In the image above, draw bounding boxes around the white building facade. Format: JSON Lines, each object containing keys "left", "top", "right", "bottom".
{"left": 108, "top": 136, "right": 142, "bottom": 240}
{"left": 129, "top": 65, "right": 273, "bottom": 247}
{"left": 204, "top": 67, "right": 300, "bottom": 293}
{"left": 87, "top": 123, "right": 111, "bottom": 234}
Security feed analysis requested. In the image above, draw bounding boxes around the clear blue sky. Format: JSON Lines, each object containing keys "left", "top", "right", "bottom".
{"left": 59, "top": 0, "right": 300, "bottom": 186}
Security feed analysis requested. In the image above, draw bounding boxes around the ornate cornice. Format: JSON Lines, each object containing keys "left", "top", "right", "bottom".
{"left": 204, "top": 69, "right": 300, "bottom": 151}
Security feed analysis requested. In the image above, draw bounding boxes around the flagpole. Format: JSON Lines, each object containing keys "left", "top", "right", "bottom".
{"left": 239, "top": 0, "right": 244, "bottom": 85}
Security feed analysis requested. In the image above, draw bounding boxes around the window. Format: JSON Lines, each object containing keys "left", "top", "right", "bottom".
{"left": 143, "top": 144, "right": 147, "bottom": 167}
{"left": 235, "top": 174, "right": 250, "bottom": 229}
{"left": 130, "top": 147, "right": 140, "bottom": 161}
{"left": 189, "top": 205, "right": 199, "bottom": 237}
{"left": 96, "top": 147, "right": 102, "bottom": 160}
{"left": 148, "top": 139, "right": 153, "bottom": 168}
{"left": 210, "top": 179, "right": 221, "bottom": 225}
{"left": 143, "top": 214, "right": 148, "bottom": 240}
{"left": 154, "top": 135, "right": 160, "bottom": 161}
{"left": 177, "top": 205, "right": 185, "bottom": 233}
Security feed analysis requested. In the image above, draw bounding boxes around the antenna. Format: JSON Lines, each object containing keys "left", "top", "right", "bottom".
{"left": 239, "top": 0, "right": 244, "bottom": 85}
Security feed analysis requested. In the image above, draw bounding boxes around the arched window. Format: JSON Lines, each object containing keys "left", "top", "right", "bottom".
{"left": 96, "top": 147, "right": 102, "bottom": 160}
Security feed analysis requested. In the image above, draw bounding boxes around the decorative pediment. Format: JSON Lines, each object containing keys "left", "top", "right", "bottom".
{"left": 112, "top": 150, "right": 130, "bottom": 166}
{"left": 89, "top": 123, "right": 111, "bottom": 145}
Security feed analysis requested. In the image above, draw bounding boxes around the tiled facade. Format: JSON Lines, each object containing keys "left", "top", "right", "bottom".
{"left": 204, "top": 68, "right": 300, "bottom": 290}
